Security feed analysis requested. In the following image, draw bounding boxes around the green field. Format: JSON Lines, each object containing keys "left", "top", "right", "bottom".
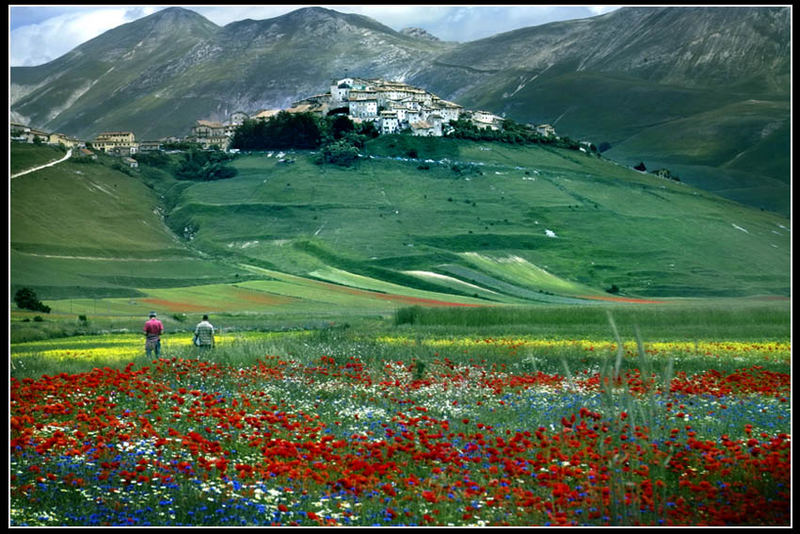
{"left": 9, "top": 139, "right": 790, "bottom": 337}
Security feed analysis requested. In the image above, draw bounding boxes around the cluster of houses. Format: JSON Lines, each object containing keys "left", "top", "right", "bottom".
{"left": 10, "top": 77, "right": 559, "bottom": 159}
{"left": 186, "top": 77, "right": 559, "bottom": 148}
{"left": 11, "top": 122, "right": 148, "bottom": 168}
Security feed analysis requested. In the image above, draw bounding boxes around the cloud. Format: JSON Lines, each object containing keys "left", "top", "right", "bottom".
{"left": 10, "top": 6, "right": 161, "bottom": 66}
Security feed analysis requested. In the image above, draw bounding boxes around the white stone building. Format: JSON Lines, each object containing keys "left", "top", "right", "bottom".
{"left": 379, "top": 110, "right": 400, "bottom": 134}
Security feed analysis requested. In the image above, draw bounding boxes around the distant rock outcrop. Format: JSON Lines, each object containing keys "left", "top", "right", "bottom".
{"left": 400, "top": 27, "right": 441, "bottom": 41}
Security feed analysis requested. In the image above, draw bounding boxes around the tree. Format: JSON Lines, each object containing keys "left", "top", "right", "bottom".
{"left": 318, "top": 139, "right": 360, "bottom": 167}
{"left": 634, "top": 162, "right": 647, "bottom": 172}
{"left": 175, "top": 148, "right": 237, "bottom": 181}
{"left": 231, "top": 112, "right": 325, "bottom": 150}
{"left": 14, "top": 287, "right": 51, "bottom": 313}
{"left": 330, "top": 115, "right": 356, "bottom": 140}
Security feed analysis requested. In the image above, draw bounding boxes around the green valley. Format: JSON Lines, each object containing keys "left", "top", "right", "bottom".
{"left": 10, "top": 137, "right": 790, "bottom": 330}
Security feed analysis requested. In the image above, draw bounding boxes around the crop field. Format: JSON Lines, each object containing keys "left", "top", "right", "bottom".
{"left": 10, "top": 305, "right": 791, "bottom": 526}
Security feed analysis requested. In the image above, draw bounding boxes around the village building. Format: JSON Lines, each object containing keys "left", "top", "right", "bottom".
{"left": 321, "top": 77, "right": 465, "bottom": 136}
{"left": 11, "top": 122, "right": 50, "bottom": 144}
{"left": 252, "top": 109, "right": 281, "bottom": 121}
{"left": 471, "top": 110, "right": 504, "bottom": 131}
{"left": 78, "top": 148, "right": 98, "bottom": 160}
{"left": 188, "top": 76, "right": 553, "bottom": 144}
{"left": 191, "top": 120, "right": 226, "bottom": 138}
{"left": 535, "top": 124, "right": 557, "bottom": 137}
{"left": 137, "top": 141, "right": 162, "bottom": 152}
{"left": 379, "top": 110, "right": 400, "bottom": 134}
{"left": 48, "top": 132, "right": 83, "bottom": 148}
{"left": 410, "top": 120, "right": 436, "bottom": 137}
{"left": 229, "top": 111, "right": 249, "bottom": 125}
{"left": 93, "top": 131, "right": 136, "bottom": 153}
{"left": 348, "top": 90, "right": 380, "bottom": 119}
{"left": 122, "top": 156, "right": 139, "bottom": 168}
{"left": 188, "top": 120, "right": 229, "bottom": 149}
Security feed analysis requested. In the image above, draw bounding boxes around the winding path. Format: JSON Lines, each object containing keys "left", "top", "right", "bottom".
{"left": 11, "top": 148, "right": 73, "bottom": 179}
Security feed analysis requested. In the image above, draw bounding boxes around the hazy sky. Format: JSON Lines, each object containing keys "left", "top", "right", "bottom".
{"left": 9, "top": 4, "right": 621, "bottom": 67}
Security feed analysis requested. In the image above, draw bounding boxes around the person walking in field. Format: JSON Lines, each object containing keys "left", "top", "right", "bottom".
{"left": 143, "top": 311, "right": 164, "bottom": 358}
{"left": 194, "top": 314, "right": 215, "bottom": 356}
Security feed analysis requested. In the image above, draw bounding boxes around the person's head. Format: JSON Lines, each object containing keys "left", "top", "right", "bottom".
{"left": 202, "top": 314, "right": 209, "bottom": 321}
{"left": 149, "top": 311, "right": 157, "bottom": 319}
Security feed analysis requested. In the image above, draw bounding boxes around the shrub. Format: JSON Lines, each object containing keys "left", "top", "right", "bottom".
{"left": 175, "top": 149, "right": 238, "bottom": 181}
{"left": 14, "top": 287, "right": 51, "bottom": 313}
{"left": 319, "top": 139, "right": 360, "bottom": 167}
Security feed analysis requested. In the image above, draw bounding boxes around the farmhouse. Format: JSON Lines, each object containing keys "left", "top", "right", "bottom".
{"left": 78, "top": 148, "right": 97, "bottom": 160}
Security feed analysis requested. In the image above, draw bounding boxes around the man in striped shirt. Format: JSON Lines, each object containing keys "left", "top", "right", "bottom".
{"left": 194, "top": 314, "right": 215, "bottom": 355}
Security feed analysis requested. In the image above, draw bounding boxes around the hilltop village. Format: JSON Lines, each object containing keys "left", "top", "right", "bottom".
{"left": 10, "top": 77, "right": 558, "bottom": 158}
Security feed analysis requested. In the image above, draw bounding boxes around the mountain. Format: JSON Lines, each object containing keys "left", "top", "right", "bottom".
{"left": 10, "top": 6, "right": 790, "bottom": 213}
{"left": 11, "top": 7, "right": 453, "bottom": 140}
{"left": 10, "top": 8, "right": 219, "bottom": 134}
{"left": 407, "top": 6, "right": 790, "bottom": 214}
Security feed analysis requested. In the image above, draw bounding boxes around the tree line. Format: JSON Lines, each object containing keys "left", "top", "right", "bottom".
{"left": 230, "top": 111, "right": 379, "bottom": 166}
{"left": 232, "top": 112, "right": 596, "bottom": 165}
{"left": 446, "top": 118, "right": 596, "bottom": 153}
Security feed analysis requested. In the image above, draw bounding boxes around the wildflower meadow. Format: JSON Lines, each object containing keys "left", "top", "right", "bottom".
{"left": 9, "top": 312, "right": 791, "bottom": 526}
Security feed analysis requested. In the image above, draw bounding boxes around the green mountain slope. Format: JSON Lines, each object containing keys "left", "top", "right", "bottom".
{"left": 408, "top": 6, "right": 790, "bottom": 214}
{"left": 10, "top": 140, "right": 790, "bottom": 314}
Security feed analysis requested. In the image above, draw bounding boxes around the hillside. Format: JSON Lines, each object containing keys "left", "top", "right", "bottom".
{"left": 407, "top": 6, "right": 790, "bottom": 215}
{"left": 9, "top": 140, "right": 790, "bottom": 317}
{"left": 10, "top": 6, "right": 790, "bottom": 214}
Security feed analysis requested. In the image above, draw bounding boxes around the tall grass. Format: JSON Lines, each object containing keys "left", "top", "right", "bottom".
{"left": 393, "top": 302, "right": 790, "bottom": 341}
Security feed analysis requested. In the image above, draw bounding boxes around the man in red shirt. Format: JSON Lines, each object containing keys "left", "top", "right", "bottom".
{"left": 143, "top": 311, "right": 164, "bottom": 357}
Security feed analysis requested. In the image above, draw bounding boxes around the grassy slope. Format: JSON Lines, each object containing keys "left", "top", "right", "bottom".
{"left": 462, "top": 69, "right": 790, "bottom": 216}
{"left": 10, "top": 140, "right": 791, "bottom": 317}
{"left": 10, "top": 143, "right": 69, "bottom": 175}
{"left": 175, "top": 139, "right": 789, "bottom": 299}
{"left": 10, "top": 147, "right": 252, "bottom": 298}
